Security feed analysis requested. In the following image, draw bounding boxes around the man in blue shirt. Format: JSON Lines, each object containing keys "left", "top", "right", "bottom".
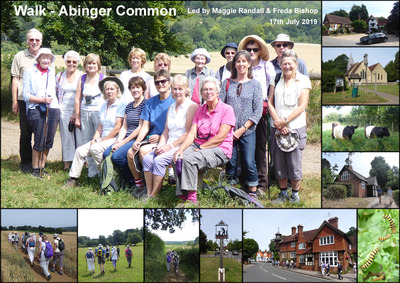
{"left": 95, "top": 244, "right": 106, "bottom": 274}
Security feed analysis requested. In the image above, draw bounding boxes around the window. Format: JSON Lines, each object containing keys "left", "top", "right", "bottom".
{"left": 320, "top": 251, "right": 338, "bottom": 266}
{"left": 319, "top": 235, "right": 334, "bottom": 246}
{"left": 341, "top": 171, "right": 350, "bottom": 181}
{"left": 299, "top": 255, "right": 305, "bottom": 263}
{"left": 290, "top": 252, "right": 296, "bottom": 258}
{"left": 299, "top": 242, "right": 306, "bottom": 250}
{"left": 361, "top": 182, "right": 366, "bottom": 190}
{"left": 290, "top": 241, "right": 296, "bottom": 248}
{"left": 350, "top": 244, "right": 352, "bottom": 250}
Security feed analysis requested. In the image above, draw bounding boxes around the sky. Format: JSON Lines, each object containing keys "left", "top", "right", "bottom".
{"left": 322, "top": 106, "right": 353, "bottom": 118}
{"left": 323, "top": 47, "right": 398, "bottom": 69}
{"left": 323, "top": 152, "right": 399, "bottom": 177}
{"left": 322, "top": 1, "right": 397, "bottom": 18}
{"left": 1, "top": 209, "right": 76, "bottom": 227}
{"left": 148, "top": 210, "right": 199, "bottom": 242}
{"left": 78, "top": 209, "right": 143, "bottom": 239}
{"left": 200, "top": 209, "right": 242, "bottom": 243}
{"left": 244, "top": 209, "right": 357, "bottom": 250}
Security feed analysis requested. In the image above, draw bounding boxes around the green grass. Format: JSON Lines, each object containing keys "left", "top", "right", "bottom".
{"left": 374, "top": 84, "right": 400, "bottom": 96}
{"left": 78, "top": 244, "right": 143, "bottom": 282}
{"left": 322, "top": 88, "right": 388, "bottom": 104}
{"left": 200, "top": 257, "right": 242, "bottom": 282}
{"left": 322, "top": 128, "right": 399, "bottom": 151}
{"left": 1, "top": 158, "right": 321, "bottom": 208}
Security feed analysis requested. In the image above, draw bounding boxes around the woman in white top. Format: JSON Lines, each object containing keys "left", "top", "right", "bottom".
{"left": 37, "top": 235, "right": 52, "bottom": 281}
{"left": 142, "top": 75, "right": 198, "bottom": 198}
{"left": 111, "top": 246, "right": 119, "bottom": 271}
{"left": 268, "top": 50, "right": 311, "bottom": 204}
{"left": 85, "top": 248, "right": 95, "bottom": 274}
{"left": 74, "top": 53, "right": 106, "bottom": 177}
{"left": 26, "top": 233, "right": 36, "bottom": 266}
{"left": 120, "top": 47, "right": 152, "bottom": 104}
{"left": 56, "top": 50, "right": 83, "bottom": 171}
{"left": 146, "top": 53, "right": 171, "bottom": 98}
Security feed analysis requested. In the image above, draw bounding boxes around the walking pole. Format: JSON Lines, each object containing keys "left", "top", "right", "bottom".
{"left": 267, "top": 114, "right": 271, "bottom": 200}
{"left": 39, "top": 101, "right": 50, "bottom": 179}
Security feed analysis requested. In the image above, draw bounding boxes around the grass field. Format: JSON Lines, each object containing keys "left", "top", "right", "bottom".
{"left": 322, "top": 128, "right": 399, "bottom": 151}
{"left": 200, "top": 257, "right": 242, "bottom": 282}
{"left": 322, "top": 197, "right": 371, "bottom": 208}
{"left": 78, "top": 244, "right": 143, "bottom": 282}
{"left": 322, "top": 87, "right": 388, "bottom": 104}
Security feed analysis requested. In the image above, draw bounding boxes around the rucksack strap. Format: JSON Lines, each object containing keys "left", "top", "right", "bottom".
{"left": 219, "top": 66, "right": 224, "bottom": 82}
{"left": 81, "top": 73, "right": 104, "bottom": 96}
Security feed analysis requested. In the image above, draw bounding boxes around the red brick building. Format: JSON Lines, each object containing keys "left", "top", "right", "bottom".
{"left": 335, "top": 165, "right": 379, "bottom": 197}
{"left": 273, "top": 217, "right": 355, "bottom": 272}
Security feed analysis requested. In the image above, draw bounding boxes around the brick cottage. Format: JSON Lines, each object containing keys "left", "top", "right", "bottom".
{"left": 273, "top": 217, "right": 356, "bottom": 272}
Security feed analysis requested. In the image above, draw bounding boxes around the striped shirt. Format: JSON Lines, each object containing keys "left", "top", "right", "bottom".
{"left": 125, "top": 99, "right": 147, "bottom": 138}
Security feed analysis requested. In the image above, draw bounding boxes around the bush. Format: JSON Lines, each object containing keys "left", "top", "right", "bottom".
{"left": 393, "top": 190, "right": 399, "bottom": 207}
{"left": 341, "top": 183, "right": 353, "bottom": 198}
{"left": 323, "top": 184, "right": 347, "bottom": 200}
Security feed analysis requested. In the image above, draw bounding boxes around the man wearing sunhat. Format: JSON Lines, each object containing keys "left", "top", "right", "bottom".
{"left": 11, "top": 28, "right": 44, "bottom": 173}
{"left": 270, "top": 34, "right": 308, "bottom": 76}
{"left": 216, "top": 42, "right": 238, "bottom": 84}
{"left": 238, "top": 35, "right": 276, "bottom": 195}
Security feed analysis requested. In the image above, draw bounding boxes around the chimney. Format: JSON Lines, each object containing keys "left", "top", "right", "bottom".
{"left": 297, "top": 225, "right": 303, "bottom": 239}
{"left": 328, "top": 217, "right": 339, "bottom": 229}
{"left": 291, "top": 226, "right": 296, "bottom": 235}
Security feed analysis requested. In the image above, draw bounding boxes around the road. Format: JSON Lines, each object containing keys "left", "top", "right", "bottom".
{"left": 244, "top": 262, "right": 330, "bottom": 282}
{"left": 323, "top": 33, "right": 399, "bottom": 46}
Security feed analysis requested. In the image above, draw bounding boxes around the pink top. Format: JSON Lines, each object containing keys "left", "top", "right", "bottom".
{"left": 193, "top": 99, "right": 235, "bottom": 158}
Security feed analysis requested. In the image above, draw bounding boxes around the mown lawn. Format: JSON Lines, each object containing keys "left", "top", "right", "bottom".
{"left": 78, "top": 244, "right": 143, "bottom": 282}
{"left": 200, "top": 257, "right": 242, "bottom": 282}
{"left": 322, "top": 88, "right": 388, "bottom": 104}
{"left": 1, "top": 157, "right": 321, "bottom": 208}
{"left": 322, "top": 129, "right": 399, "bottom": 151}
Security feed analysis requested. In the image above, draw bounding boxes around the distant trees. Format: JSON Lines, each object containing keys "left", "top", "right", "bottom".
{"left": 331, "top": 9, "right": 349, "bottom": 18}
{"left": 370, "top": 156, "right": 393, "bottom": 189}
{"left": 243, "top": 238, "right": 259, "bottom": 263}
{"left": 78, "top": 228, "right": 143, "bottom": 247}
{"left": 385, "top": 51, "right": 399, "bottom": 82}
{"left": 349, "top": 4, "right": 369, "bottom": 22}
{"left": 387, "top": 1, "right": 399, "bottom": 34}
{"left": 322, "top": 54, "right": 349, "bottom": 92}
{"left": 199, "top": 229, "right": 208, "bottom": 254}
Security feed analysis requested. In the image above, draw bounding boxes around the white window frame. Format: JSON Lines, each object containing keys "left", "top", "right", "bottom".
{"left": 319, "top": 235, "right": 334, "bottom": 246}
{"left": 290, "top": 252, "right": 296, "bottom": 258}
{"left": 341, "top": 171, "right": 350, "bottom": 181}
{"left": 299, "top": 242, "right": 305, "bottom": 250}
{"left": 319, "top": 251, "right": 338, "bottom": 267}
{"left": 290, "top": 241, "right": 296, "bottom": 248}
{"left": 361, "top": 182, "right": 366, "bottom": 190}
{"left": 299, "top": 255, "right": 305, "bottom": 263}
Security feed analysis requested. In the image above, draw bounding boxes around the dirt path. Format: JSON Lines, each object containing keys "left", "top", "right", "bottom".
{"left": 367, "top": 195, "right": 399, "bottom": 208}
{"left": 164, "top": 264, "right": 189, "bottom": 282}
{"left": 15, "top": 243, "right": 76, "bottom": 282}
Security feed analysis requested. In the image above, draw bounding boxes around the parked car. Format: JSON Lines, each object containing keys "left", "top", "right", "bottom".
{"left": 232, "top": 250, "right": 239, "bottom": 255}
{"left": 215, "top": 251, "right": 220, "bottom": 256}
{"left": 360, "top": 33, "right": 388, "bottom": 45}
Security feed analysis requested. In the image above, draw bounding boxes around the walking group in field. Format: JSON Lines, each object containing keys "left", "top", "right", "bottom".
{"left": 85, "top": 244, "right": 132, "bottom": 275}
{"left": 9, "top": 231, "right": 65, "bottom": 281}
{"left": 12, "top": 27, "right": 312, "bottom": 205}
{"left": 166, "top": 250, "right": 180, "bottom": 276}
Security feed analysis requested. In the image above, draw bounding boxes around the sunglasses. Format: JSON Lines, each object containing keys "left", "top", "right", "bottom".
{"left": 67, "top": 60, "right": 77, "bottom": 64}
{"left": 246, "top": 48, "right": 259, "bottom": 53}
{"left": 276, "top": 44, "right": 289, "bottom": 48}
{"left": 155, "top": 79, "right": 169, "bottom": 85}
{"left": 225, "top": 51, "right": 236, "bottom": 55}
{"left": 236, "top": 83, "right": 242, "bottom": 97}
{"left": 29, "top": 38, "right": 41, "bottom": 43}
{"left": 197, "top": 122, "right": 212, "bottom": 140}
{"left": 158, "top": 63, "right": 169, "bottom": 68}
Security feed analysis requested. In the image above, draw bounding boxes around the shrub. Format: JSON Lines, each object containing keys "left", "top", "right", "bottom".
{"left": 323, "top": 184, "right": 347, "bottom": 200}
{"left": 341, "top": 183, "right": 353, "bottom": 198}
{"left": 393, "top": 190, "right": 399, "bottom": 207}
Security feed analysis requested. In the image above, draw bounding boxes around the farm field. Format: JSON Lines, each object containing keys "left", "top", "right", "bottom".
{"left": 1, "top": 231, "right": 77, "bottom": 282}
{"left": 78, "top": 244, "right": 143, "bottom": 282}
{"left": 322, "top": 128, "right": 399, "bottom": 151}
{"left": 200, "top": 257, "right": 242, "bottom": 282}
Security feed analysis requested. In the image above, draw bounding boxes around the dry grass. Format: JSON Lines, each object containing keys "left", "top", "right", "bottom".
{"left": 1, "top": 232, "right": 36, "bottom": 282}
{"left": 322, "top": 197, "right": 370, "bottom": 208}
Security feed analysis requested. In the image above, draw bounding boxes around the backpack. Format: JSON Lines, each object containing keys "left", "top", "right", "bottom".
{"left": 44, "top": 241, "right": 54, "bottom": 258}
{"left": 58, "top": 239, "right": 65, "bottom": 251}
{"left": 86, "top": 251, "right": 93, "bottom": 258}
{"left": 126, "top": 248, "right": 132, "bottom": 257}
{"left": 174, "top": 255, "right": 179, "bottom": 263}
{"left": 99, "top": 153, "right": 128, "bottom": 195}
{"left": 96, "top": 249, "right": 103, "bottom": 257}
{"left": 167, "top": 255, "right": 171, "bottom": 262}
{"left": 210, "top": 186, "right": 264, "bottom": 208}
{"left": 28, "top": 238, "right": 35, "bottom": 247}
{"left": 14, "top": 234, "right": 19, "bottom": 241}
{"left": 81, "top": 73, "right": 104, "bottom": 94}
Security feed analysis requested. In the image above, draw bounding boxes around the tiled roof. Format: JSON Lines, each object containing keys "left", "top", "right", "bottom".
{"left": 366, "top": 176, "right": 377, "bottom": 186}
{"left": 325, "top": 14, "right": 352, "bottom": 25}
{"left": 280, "top": 228, "right": 319, "bottom": 244}
{"left": 369, "top": 63, "right": 379, "bottom": 72}
{"left": 335, "top": 165, "right": 368, "bottom": 182}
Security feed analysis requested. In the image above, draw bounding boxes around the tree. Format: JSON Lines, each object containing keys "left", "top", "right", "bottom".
{"left": 127, "top": 233, "right": 142, "bottom": 245}
{"left": 346, "top": 227, "right": 357, "bottom": 236}
{"left": 369, "top": 156, "right": 391, "bottom": 188}
{"left": 1, "top": 1, "right": 33, "bottom": 45}
{"left": 145, "top": 209, "right": 199, "bottom": 233}
{"left": 387, "top": 1, "right": 399, "bottom": 34}
{"left": 98, "top": 235, "right": 109, "bottom": 246}
{"left": 199, "top": 229, "right": 208, "bottom": 254}
{"left": 38, "top": 1, "right": 191, "bottom": 66}
{"left": 112, "top": 230, "right": 125, "bottom": 245}
{"left": 331, "top": 9, "right": 349, "bottom": 18}
{"left": 387, "top": 166, "right": 399, "bottom": 191}
{"left": 351, "top": 20, "right": 367, "bottom": 33}
{"left": 349, "top": 4, "right": 369, "bottom": 22}
{"left": 243, "top": 238, "right": 259, "bottom": 263}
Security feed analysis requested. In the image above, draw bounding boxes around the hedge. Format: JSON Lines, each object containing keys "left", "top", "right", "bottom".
{"left": 323, "top": 184, "right": 347, "bottom": 200}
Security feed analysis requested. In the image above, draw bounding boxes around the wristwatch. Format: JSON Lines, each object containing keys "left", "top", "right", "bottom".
{"left": 284, "top": 117, "right": 288, "bottom": 123}
{"left": 194, "top": 142, "right": 201, "bottom": 150}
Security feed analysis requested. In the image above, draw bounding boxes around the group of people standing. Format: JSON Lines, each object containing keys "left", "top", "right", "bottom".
{"left": 86, "top": 244, "right": 131, "bottom": 274}
{"left": 8, "top": 231, "right": 64, "bottom": 281}
{"left": 12, "top": 27, "right": 311, "bottom": 205}
{"left": 166, "top": 250, "right": 179, "bottom": 275}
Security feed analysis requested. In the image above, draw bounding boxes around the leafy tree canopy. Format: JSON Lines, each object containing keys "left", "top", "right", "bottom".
{"left": 349, "top": 4, "right": 369, "bottom": 22}
{"left": 369, "top": 156, "right": 391, "bottom": 188}
{"left": 331, "top": 9, "right": 349, "bottom": 18}
{"left": 387, "top": 1, "right": 399, "bottom": 33}
{"left": 145, "top": 209, "right": 199, "bottom": 233}
{"left": 243, "top": 238, "right": 259, "bottom": 262}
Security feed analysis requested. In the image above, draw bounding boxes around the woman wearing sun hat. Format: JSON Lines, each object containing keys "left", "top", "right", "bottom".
{"left": 215, "top": 42, "right": 238, "bottom": 84}
{"left": 238, "top": 35, "right": 276, "bottom": 195}
{"left": 270, "top": 33, "right": 308, "bottom": 76}
{"left": 185, "top": 48, "right": 215, "bottom": 105}
{"left": 23, "top": 47, "right": 60, "bottom": 178}
{"left": 65, "top": 77, "right": 125, "bottom": 187}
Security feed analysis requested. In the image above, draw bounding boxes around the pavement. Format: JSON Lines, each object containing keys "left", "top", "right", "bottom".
{"left": 367, "top": 195, "right": 399, "bottom": 208}
{"left": 273, "top": 266, "right": 356, "bottom": 282}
